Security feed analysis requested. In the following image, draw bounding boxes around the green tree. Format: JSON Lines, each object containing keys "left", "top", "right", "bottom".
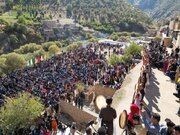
{"left": 108, "top": 54, "right": 123, "bottom": 65}
{"left": 9, "top": 34, "right": 19, "bottom": 46}
{"left": 5, "top": 53, "right": 26, "bottom": 72}
{"left": 48, "top": 44, "right": 60, "bottom": 55}
{"left": 125, "top": 42, "right": 142, "bottom": 56}
{"left": 0, "top": 8, "right": 3, "bottom": 15}
{"left": 0, "top": 19, "right": 8, "bottom": 26}
{"left": 120, "top": 53, "right": 132, "bottom": 63}
{"left": 5, "top": 0, "right": 13, "bottom": 10}
{"left": 0, "top": 57, "right": 7, "bottom": 76}
{"left": 0, "top": 92, "right": 44, "bottom": 132}
{"left": 86, "top": 33, "right": 93, "bottom": 40}
{"left": 42, "top": 41, "right": 62, "bottom": 51}
{"left": 14, "top": 43, "right": 42, "bottom": 54}
{"left": 88, "top": 37, "right": 99, "bottom": 43}
{"left": 18, "top": 16, "right": 26, "bottom": 24}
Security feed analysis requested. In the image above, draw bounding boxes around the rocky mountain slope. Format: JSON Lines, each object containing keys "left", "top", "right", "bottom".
{"left": 128, "top": 0, "right": 180, "bottom": 20}
{"left": 48, "top": 0, "right": 152, "bottom": 33}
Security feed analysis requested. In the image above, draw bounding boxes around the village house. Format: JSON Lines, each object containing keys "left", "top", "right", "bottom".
{"left": 160, "top": 17, "right": 180, "bottom": 47}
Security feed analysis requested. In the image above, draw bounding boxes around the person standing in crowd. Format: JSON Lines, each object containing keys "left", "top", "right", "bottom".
{"left": 141, "top": 111, "right": 160, "bottom": 135}
{"left": 69, "top": 122, "right": 77, "bottom": 135}
{"left": 85, "top": 127, "right": 92, "bottom": 135}
{"left": 97, "top": 126, "right": 107, "bottom": 135}
{"left": 175, "top": 125, "right": 180, "bottom": 135}
{"left": 128, "top": 104, "right": 140, "bottom": 128}
{"left": 51, "top": 117, "right": 58, "bottom": 135}
{"left": 99, "top": 96, "right": 117, "bottom": 135}
{"left": 160, "top": 119, "right": 175, "bottom": 135}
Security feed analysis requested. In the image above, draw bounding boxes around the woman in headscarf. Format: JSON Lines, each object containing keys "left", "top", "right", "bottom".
{"left": 128, "top": 104, "right": 140, "bottom": 126}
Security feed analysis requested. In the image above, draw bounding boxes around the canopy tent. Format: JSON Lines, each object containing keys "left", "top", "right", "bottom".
{"left": 98, "top": 39, "right": 129, "bottom": 48}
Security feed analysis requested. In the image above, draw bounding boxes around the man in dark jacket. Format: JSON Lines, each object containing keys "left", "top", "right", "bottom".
{"left": 99, "top": 96, "right": 117, "bottom": 135}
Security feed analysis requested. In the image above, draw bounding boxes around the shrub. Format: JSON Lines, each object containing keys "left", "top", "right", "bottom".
{"left": 48, "top": 44, "right": 60, "bottom": 55}
{"left": 0, "top": 92, "right": 44, "bottom": 131}
{"left": 125, "top": 42, "right": 142, "bottom": 56}
{"left": 108, "top": 54, "right": 123, "bottom": 65}
{"left": 14, "top": 43, "right": 42, "bottom": 54}
{"left": 4, "top": 53, "right": 26, "bottom": 72}
{"left": 18, "top": 16, "right": 26, "bottom": 24}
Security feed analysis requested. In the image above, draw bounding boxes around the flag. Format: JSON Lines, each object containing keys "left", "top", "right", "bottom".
{"left": 38, "top": 56, "right": 41, "bottom": 63}
{"left": 35, "top": 58, "right": 38, "bottom": 64}
{"left": 41, "top": 56, "right": 44, "bottom": 61}
{"left": 27, "top": 60, "right": 30, "bottom": 66}
{"left": 30, "top": 59, "right": 33, "bottom": 65}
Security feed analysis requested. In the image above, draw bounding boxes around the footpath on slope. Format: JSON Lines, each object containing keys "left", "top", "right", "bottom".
{"left": 112, "top": 61, "right": 143, "bottom": 134}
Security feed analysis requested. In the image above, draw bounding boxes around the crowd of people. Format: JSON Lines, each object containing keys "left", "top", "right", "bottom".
{"left": 147, "top": 40, "right": 180, "bottom": 115}
{"left": 122, "top": 40, "right": 180, "bottom": 135}
{"left": 1, "top": 37, "right": 179, "bottom": 135}
{"left": 0, "top": 42, "right": 136, "bottom": 135}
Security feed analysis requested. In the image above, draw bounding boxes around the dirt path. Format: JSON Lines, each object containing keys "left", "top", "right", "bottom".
{"left": 112, "top": 61, "right": 143, "bottom": 134}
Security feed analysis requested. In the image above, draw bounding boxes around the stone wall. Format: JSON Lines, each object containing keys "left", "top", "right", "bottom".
{"left": 59, "top": 100, "right": 97, "bottom": 126}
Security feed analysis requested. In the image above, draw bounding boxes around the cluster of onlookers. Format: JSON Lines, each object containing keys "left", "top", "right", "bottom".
{"left": 122, "top": 40, "right": 180, "bottom": 135}
{"left": 147, "top": 40, "right": 180, "bottom": 116}
{"left": 0, "top": 42, "right": 136, "bottom": 135}
{"left": 0, "top": 43, "right": 132, "bottom": 107}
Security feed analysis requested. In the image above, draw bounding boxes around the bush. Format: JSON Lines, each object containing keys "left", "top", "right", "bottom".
{"left": 9, "top": 34, "right": 19, "bottom": 45}
{"left": 0, "top": 19, "right": 8, "bottom": 25}
{"left": 88, "top": 38, "right": 99, "bottom": 43}
{"left": 125, "top": 42, "right": 142, "bottom": 56}
{"left": 4, "top": 53, "right": 26, "bottom": 73}
{"left": 0, "top": 8, "right": 3, "bottom": 15}
{"left": 0, "top": 92, "right": 44, "bottom": 131}
{"left": 14, "top": 43, "right": 42, "bottom": 54}
{"left": 18, "top": 16, "right": 26, "bottom": 24}
{"left": 48, "top": 44, "right": 60, "bottom": 55}
{"left": 42, "top": 41, "right": 62, "bottom": 51}
{"left": 108, "top": 54, "right": 123, "bottom": 65}
{"left": 0, "top": 57, "right": 7, "bottom": 76}
{"left": 86, "top": 33, "right": 93, "bottom": 40}
{"left": 120, "top": 53, "right": 132, "bottom": 63}
{"left": 16, "top": 10, "right": 23, "bottom": 18}
{"left": 130, "top": 32, "right": 141, "bottom": 37}
{"left": 109, "top": 34, "right": 119, "bottom": 41}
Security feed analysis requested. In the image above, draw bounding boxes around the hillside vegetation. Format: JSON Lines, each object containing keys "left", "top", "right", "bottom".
{"left": 128, "top": 0, "right": 180, "bottom": 20}
{"left": 50, "top": 0, "right": 152, "bottom": 33}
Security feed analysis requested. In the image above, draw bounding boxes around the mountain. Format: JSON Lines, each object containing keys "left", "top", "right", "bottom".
{"left": 128, "top": 0, "right": 180, "bottom": 20}
{"left": 49, "top": 0, "right": 152, "bottom": 33}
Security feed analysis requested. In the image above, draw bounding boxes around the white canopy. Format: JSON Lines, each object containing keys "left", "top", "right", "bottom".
{"left": 98, "top": 39, "right": 129, "bottom": 47}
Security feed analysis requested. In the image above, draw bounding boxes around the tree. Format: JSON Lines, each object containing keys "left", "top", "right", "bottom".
{"left": 85, "top": 33, "right": 93, "bottom": 40}
{"left": 9, "top": 34, "right": 19, "bottom": 47}
{"left": 125, "top": 42, "right": 142, "bottom": 56}
{"left": 42, "top": 41, "right": 62, "bottom": 51}
{"left": 48, "top": 45, "right": 60, "bottom": 55}
{"left": 108, "top": 54, "right": 123, "bottom": 65}
{"left": 0, "top": 57, "right": 7, "bottom": 76}
{"left": 5, "top": 0, "right": 13, "bottom": 10}
{"left": 0, "top": 92, "right": 44, "bottom": 132}
{"left": 88, "top": 37, "right": 99, "bottom": 43}
{"left": 120, "top": 53, "right": 132, "bottom": 63}
{"left": 18, "top": 16, "right": 26, "bottom": 24}
{"left": 0, "top": 8, "right": 3, "bottom": 15}
{"left": 5, "top": 53, "right": 26, "bottom": 72}
{"left": 14, "top": 43, "right": 42, "bottom": 54}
